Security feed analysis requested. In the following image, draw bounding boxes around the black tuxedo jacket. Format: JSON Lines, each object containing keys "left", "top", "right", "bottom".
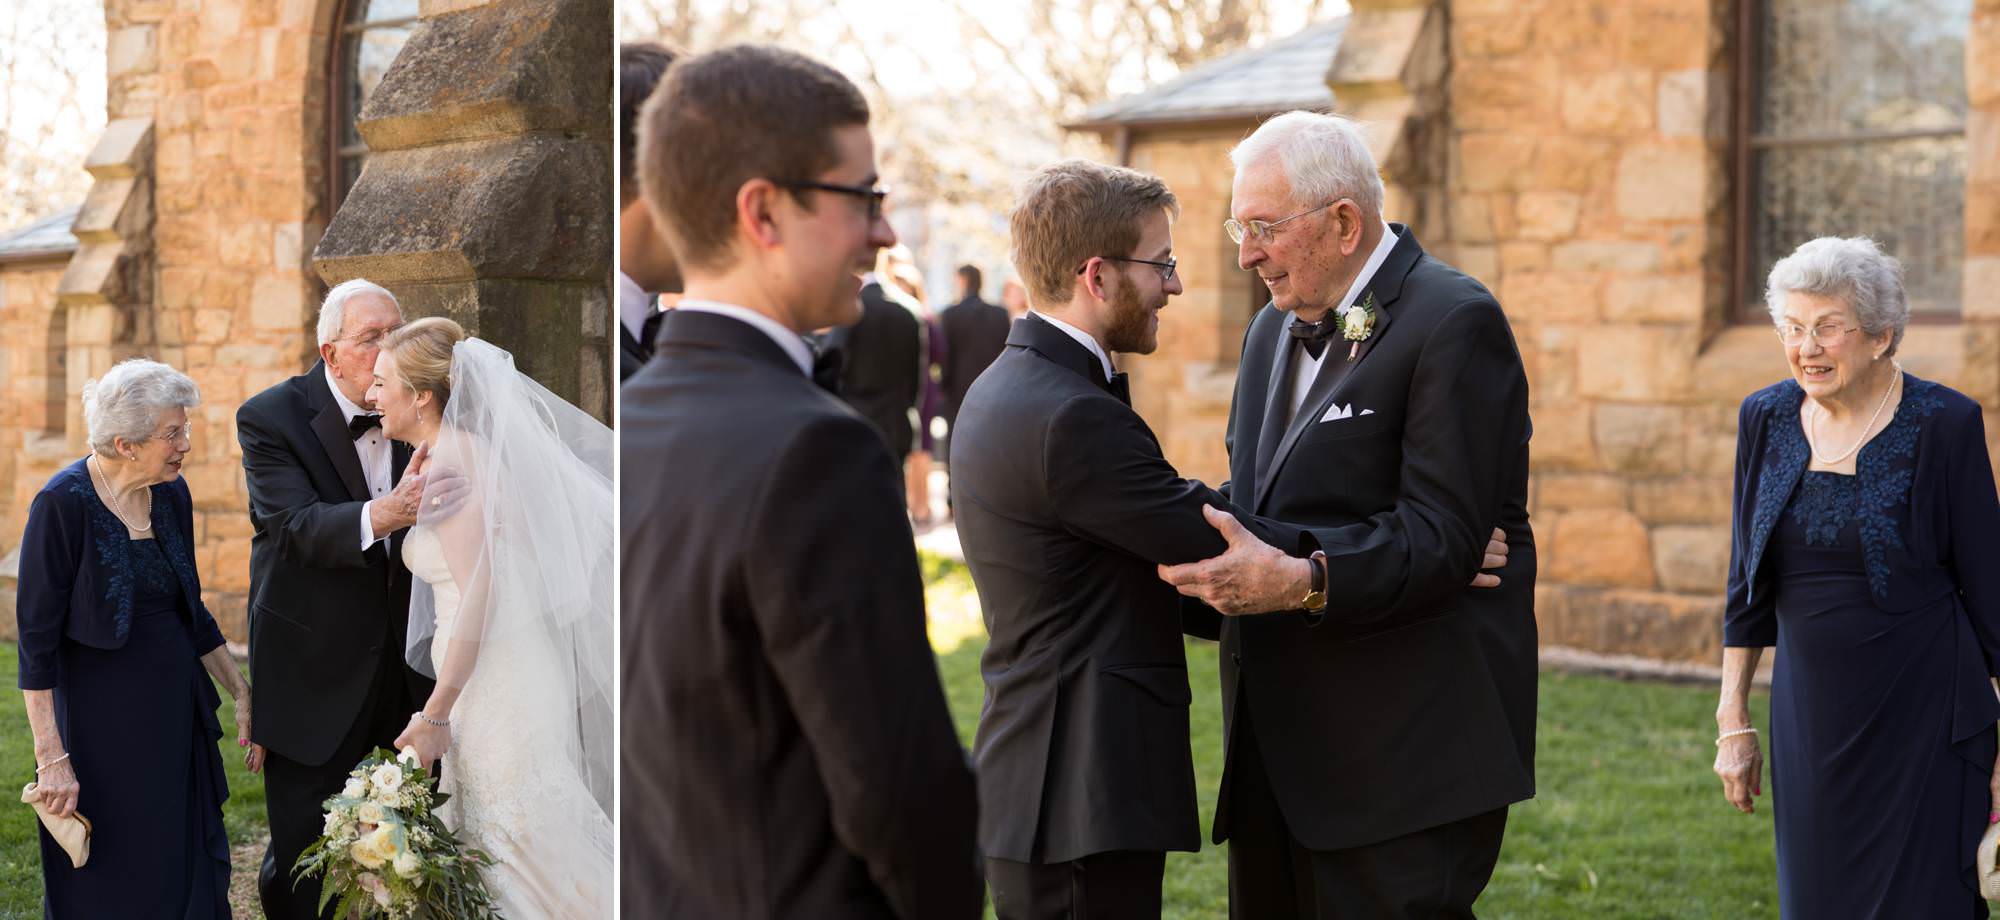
{"left": 619, "top": 308, "right": 665, "bottom": 382}
{"left": 621, "top": 309, "right": 980, "bottom": 920}
{"left": 950, "top": 314, "right": 1304, "bottom": 864}
{"left": 237, "top": 362, "right": 429, "bottom": 766}
{"left": 938, "top": 295, "right": 1009, "bottom": 425}
{"left": 833, "top": 281, "right": 924, "bottom": 455}
{"left": 1214, "top": 227, "right": 1538, "bottom": 851}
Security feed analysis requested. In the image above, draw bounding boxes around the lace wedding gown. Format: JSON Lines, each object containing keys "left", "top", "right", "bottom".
{"left": 404, "top": 524, "right": 612, "bottom": 917}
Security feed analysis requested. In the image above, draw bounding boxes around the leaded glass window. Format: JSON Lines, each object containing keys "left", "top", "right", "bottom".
{"left": 330, "top": 0, "right": 419, "bottom": 208}
{"left": 1743, "top": 0, "right": 1970, "bottom": 317}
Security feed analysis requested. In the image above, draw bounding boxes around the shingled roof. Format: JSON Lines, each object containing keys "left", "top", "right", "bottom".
{"left": 0, "top": 205, "right": 80, "bottom": 265}
{"left": 1069, "top": 17, "right": 1347, "bottom": 132}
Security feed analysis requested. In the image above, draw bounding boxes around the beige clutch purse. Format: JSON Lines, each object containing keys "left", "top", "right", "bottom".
{"left": 1980, "top": 819, "right": 2000, "bottom": 900}
{"left": 20, "top": 783, "right": 90, "bottom": 868}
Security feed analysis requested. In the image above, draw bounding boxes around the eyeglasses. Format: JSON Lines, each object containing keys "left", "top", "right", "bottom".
{"left": 148, "top": 422, "right": 195, "bottom": 444}
{"left": 1077, "top": 256, "right": 1178, "bottom": 282}
{"left": 1224, "top": 200, "right": 1341, "bottom": 245}
{"left": 336, "top": 323, "right": 403, "bottom": 349}
{"left": 777, "top": 180, "right": 891, "bottom": 222}
{"left": 1775, "top": 322, "right": 1862, "bottom": 348}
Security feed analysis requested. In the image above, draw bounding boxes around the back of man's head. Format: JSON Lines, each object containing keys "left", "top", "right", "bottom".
{"left": 620, "top": 42, "right": 676, "bottom": 207}
{"left": 1009, "top": 159, "right": 1177, "bottom": 310}
{"left": 637, "top": 44, "right": 871, "bottom": 276}
{"left": 956, "top": 264, "right": 982, "bottom": 301}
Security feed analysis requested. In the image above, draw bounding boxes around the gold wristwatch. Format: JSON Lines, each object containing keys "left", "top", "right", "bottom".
{"left": 1300, "top": 550, "right": 1328, "bottom": 611}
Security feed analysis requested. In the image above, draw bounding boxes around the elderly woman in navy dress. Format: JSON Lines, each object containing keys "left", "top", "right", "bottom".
{"left": 1713, "top": 236, "right": 2000, "bottom": 917}
{"left": 14, "top": 359, "right": 257, "bottom": 918}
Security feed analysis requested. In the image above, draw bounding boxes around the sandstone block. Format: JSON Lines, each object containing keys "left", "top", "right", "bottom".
{"left": 1615, "top": 143, "right": 1707, "bottom": 221}
{"left": 1450, "top": 194, "right": 1497, "bottom": 243}
{"left": 1533, "top": 472, "right": 1629, "bottom": 511}
{"left": 190, "top": 308, "right": 234, "bottom": 344}
{"left": 1575, "top": 325, "right": 1696, "bottom": 400}
{"left": 1504, "top": 271, "right": 1600, "bottom": 323}
{"left": 1457, "top": 15, "right": 1532, "bottom": 57}
{"left": 1553, "top": 240, "right": 1661, "bottom": 273}
{"left": 360, "top": 0, "right": 611, "bottom": 151}
{"left": 1967, "top": 258, "right": 2000, "bottom": 319}
{"left": 1561, "top": 70, "right": 1653, "bottom": 134}
{"left": 1548, "top": 508, "right": 1655, "bottom": 588}
{"left": 1531, "top": 401, "right": 1596, "bottom": 470}
{"left": 1564, "top": 587, "right": 1723, "bottom": 663}
{"left": 1604, "top": 274, "right": 1702, "bottom": 324}
{"left": 250, "top": 274, "right": 308, "bottom": 331}
{"left": 1457, "top": 134, "right": 1537, "bottom": 192}
{"left": 1972, "top": 13, "right": 1999, "bottom": 107}
{"left": 1329, "top": 7, "right": 1429, "bottom": 86}
{"left": 315, "top": 134, "right": 609, "bottom": 284}
{"left": 1620, "top": 5, "right": 1712, "bottom": 70}
{"left": 1657, "top": 69, "right": 1709, "bottom": 138}
{"left": 108, "top": 25, "right": 159, "bottom": 78}
{"left": 1515, "top": 192, "right": 1581, "bottom": 240}
{"left": 1652, "top": 525, "right": 1729, "bottom": 593}
{"left": 1632, "top": 476, "right": 1732, "bottom": 525}
{"left": 85, "top": 118, "right": 155, "bottom": 179}
{"left": 1500, "top": 242, "right": 1550, "bottom": 274}
{"left": 1594, "top": 403, "right": 1684, "bottom": 475}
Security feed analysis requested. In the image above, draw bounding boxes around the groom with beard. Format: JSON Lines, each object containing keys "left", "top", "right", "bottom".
{"left": 237, "top": 279, "right": 448, "bottom": 920}
{"left": 951, "top": 160, "right": 1319, "bottom": 919}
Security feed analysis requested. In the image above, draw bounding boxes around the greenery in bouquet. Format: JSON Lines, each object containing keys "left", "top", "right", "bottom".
{"left": 293, "top": 747, "right": 502, "bottom": 919}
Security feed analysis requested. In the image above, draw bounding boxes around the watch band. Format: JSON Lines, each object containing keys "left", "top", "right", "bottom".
{"left": 1310, "top": 550, "right": 1327, "bottom": 596}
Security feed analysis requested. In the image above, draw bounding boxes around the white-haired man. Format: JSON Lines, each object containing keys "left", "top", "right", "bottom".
{"left": 1159, "top": 111, "right": 1538, "bottom": 918}
{"left": 237, "top": 279, "right": 447, "bottom": 920}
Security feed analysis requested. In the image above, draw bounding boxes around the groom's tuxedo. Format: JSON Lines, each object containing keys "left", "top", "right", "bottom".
{"left": 621, "top": 308, "right": 981, "bottom": 920}
{"left": 238, "top": 362, "right": 433, "bottom": 920}
{"left": 950, "top": 314, "right": 1304, "bottom": 918}
{"left": 1214, "top": 227, "right": 1537, "bottom": 917}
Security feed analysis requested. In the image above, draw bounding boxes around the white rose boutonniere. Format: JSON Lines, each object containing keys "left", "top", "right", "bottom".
{"left": 1340, "top": 292, "right": 1377, "bottom": 360}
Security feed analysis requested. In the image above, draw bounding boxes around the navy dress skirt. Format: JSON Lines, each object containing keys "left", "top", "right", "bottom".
{"left": 40, "top": 535, "right": 230, "bottom": 918}
{"left": 1768, "top": 468, "right": 1992, "bottom": 919}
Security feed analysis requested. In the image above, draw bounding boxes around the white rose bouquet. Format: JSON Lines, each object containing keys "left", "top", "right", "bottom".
{"left": 293, "top": 747, "right": 501, "bottom": 919}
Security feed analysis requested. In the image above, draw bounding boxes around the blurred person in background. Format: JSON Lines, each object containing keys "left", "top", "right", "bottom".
{"left": 619, "top": 41, "right": 682, "bottom": 381}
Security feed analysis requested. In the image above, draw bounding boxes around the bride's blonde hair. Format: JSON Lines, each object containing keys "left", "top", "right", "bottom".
{"left": 383, "top": 317, "right": 466, "bottom": 410}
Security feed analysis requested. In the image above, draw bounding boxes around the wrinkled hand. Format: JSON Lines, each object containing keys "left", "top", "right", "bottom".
{"left": 1158, "top": 505, "right": 1310, "bottom": 616}
{"left": 1714, "top": 731, "right": 1763, "bottom": 814}
{"left": 393, "top": 716, "right": 450, "bottom": 771}
{"left": 1989, "top": 745, "right": 2000, "bottom": 825}
{"left": 233, "top": 691, "right": 262, "bottom": 773}
{"left": 34, "top": 758, "right": 79, "bottom": 818}
{"left": 1471, "top": 527, "right": 1508, "bottom": 588}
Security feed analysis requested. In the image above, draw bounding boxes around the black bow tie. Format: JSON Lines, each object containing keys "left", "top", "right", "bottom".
{"left": 1106, "top": 371, "right": 1131, "bottom": 406}
{"left": 347, "top": 414, "right": 382, "bottom": 440}
{"left": 1288, "top": 314, "right": 1340, "bottom": 360}
{"left": 812, "top": 346, "right": 844, "bottom": 395}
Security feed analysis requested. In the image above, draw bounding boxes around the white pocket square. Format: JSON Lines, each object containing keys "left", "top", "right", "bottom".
{"left": 1318, "top": 404, "right": 1375, "bottom": 423}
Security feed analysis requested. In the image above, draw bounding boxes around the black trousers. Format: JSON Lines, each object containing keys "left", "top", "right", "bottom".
{"left": 257, "top": 648, "right": 418, "bottom": 920}
{"left": 987, "top": 850, "right": 1166, "bottom": 920}
{"left": 1225, "top": 702, "right": 1508, "bottom": 920}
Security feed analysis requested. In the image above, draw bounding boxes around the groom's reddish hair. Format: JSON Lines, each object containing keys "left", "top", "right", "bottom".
{"left": 636, "top": 45, "right": 870, "bottom": 273}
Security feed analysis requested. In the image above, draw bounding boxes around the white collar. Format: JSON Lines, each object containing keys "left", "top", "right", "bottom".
{"left": 1332, "top": 222, "right": 1400, "bottom": 318}
{"left": 1029, "top": 310, "right": 1115, "bottom": 382}
{"left": 617, "top": 271, "right": 651, "bottom": 342}
{"left": 672, "top": 299, "right": 816, "bottom": 377}
{"left": 323, "top": 364, "right": 373, "bottom": 422}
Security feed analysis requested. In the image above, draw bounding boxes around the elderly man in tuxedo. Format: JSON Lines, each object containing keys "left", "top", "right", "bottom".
{"left": 237, "top": 279, "right": 446, "bottom": 920}
{"left": 1161, "top": 111, "right": 1538, "bottom": 920}
{"left": 620, "top": 44, "right": 980, "bottom": 920}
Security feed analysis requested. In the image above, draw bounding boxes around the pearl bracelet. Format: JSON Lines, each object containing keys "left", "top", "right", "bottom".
{"left": 414, "top": 711, "right": 449, "bottom": 728}
{"left": 34, "top": 752, "right": 70, "bottom": 774}
{"left": 1715, "top": 727, "right": 1758, "bottom": 745}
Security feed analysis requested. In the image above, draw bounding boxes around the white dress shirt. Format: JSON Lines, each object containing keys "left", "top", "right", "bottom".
{"left": 1285, "top": 222, "right": 1400, "bottom": 423}
{"left": 618, "top": 270, "right": 651, "bottom": 344}
{"left": 673, "top": 300, "right": 816, "bottom": 377}
{"left": 1028, "top": 310, "right": 1115, "bottom": 383}
{"left": 327, "top": 366, "right": 394, "bottom": 550}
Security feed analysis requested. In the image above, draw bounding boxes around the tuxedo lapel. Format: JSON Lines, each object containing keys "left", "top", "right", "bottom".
{"left": 1253, "top": 227, "right": 1421, "bottom": 512}
{"left": 1249, "top": 314, "right": 1295, "bottom": 503}
{"left": 307, "top": 366, "right": 373, "bottom": 503}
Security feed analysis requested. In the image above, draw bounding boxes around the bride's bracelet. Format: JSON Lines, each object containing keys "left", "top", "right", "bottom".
{"left": 1715, "top": 726, "right": 1758, "bottom": 746}
{"left": 414, "top": 711, "right": 449, "bottom": 728}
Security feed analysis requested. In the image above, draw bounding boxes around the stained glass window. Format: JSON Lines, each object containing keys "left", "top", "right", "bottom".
{"left": 1744, "top": 0, "right": 1970, "bottom": 317}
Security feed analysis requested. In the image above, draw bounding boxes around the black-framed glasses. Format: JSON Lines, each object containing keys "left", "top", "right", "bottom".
{"left": 1224, "top": 200, "right": 1343, "bottom": 244}
{"left": 777, "top": 180, "right": 890, "bottom": 221}
{"left": 1077, "top": 255, "right": 1178, "bottom": 282}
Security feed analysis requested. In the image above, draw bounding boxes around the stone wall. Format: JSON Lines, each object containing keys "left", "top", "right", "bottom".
{"left": 0, "top": 262, "right": 74, "bottom": 550}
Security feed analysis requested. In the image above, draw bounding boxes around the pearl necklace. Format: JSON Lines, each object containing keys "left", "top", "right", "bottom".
{"left": 1807, "top": 366, "right": 1900, "bottom": 465}
{"left": 89, "top": 453, "right": 152, "bottom": 533}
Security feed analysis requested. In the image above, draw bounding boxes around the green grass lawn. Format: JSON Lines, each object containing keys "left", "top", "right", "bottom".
{"left": 926, "top": 554, "right": 1786, "bottom": 919}
{"left": 0, "top": 644, "right": 266, "bottom": 918}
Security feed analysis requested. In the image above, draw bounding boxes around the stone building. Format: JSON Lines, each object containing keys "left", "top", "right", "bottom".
{"left": 0, "top": 0, "right": 610, "bottom": 641}
{"left": 1074, "top": 0, "right": 1999, "bottom": 665}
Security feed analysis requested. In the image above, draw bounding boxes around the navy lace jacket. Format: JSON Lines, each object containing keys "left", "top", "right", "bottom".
{"left": 1723, "top": 374, "right": 2000, "bottom": 673}
{"left": 13, "top": 457, "right": 228, "bottom": 690}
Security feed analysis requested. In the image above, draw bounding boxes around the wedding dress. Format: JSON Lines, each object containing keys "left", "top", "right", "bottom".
{"left": 402, "top": 338, "right": 613, "bottom": 918}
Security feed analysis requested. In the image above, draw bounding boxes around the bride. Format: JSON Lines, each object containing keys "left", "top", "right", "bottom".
{"left": 366, "top": 317, "right": 613, "bottom": 916}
